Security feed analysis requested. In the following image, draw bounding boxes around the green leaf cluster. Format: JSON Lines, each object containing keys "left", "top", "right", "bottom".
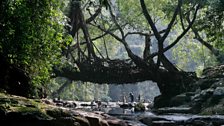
{"left": 0, "top": 0, "right": 69, "bottom": 96}
{"left": 195, "top": 0, "right": 224, "bottom": 51}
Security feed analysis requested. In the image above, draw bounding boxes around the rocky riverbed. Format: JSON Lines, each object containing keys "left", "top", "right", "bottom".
{"left": 1, "top": 91, "right": 224, "bottom": 126}
{"left": 1, "top": 65, "right": 224, "bottom": 126}
{"left": 0, "top": 92, "right": 134, "bottom": 126}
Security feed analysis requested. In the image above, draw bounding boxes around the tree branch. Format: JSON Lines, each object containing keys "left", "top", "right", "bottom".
{"left": 161, "top": 0, "right": 182, "bottom": 42}
{"left": 191, "top": 27, "right": 219, "bottom": 56}
{"left": 149, "top": 4, "right": 200, "bottom": 58}
{"left": 69, "top": 3, "right": 102, "bottom": 38}
{"left": 143, "top": 33, "right": 151, "bottom": 60}
{"left": 90, "top": 23, "right": 150, "bottom": 69}
{"left": 103, "top": 36, "right": 110, "bottom": 59}
{"left": 163, "top": 4, "right": 200, "bottom": 55}
{"left": 124, "top": 29, "right": 167, "bottom": 38}
{"left": 91, "top": 23, "right": 123, "bottom": 42}
{"left": 179, "top": 4, "right": 186, "bottom": 30}
{"left": 108, "top": 1, "right": 125, "bottom": 39}
{"left": 86, "top": 7, "right": 102, "bottom": 23}
{"left": 139, "top": 0, "right": 161, "bottom": 40}
{"left": 80, "top": 10, "right": 97, "bottom": 59}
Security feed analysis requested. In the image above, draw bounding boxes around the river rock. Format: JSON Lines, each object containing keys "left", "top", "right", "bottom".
{"left": 202, "top": 65, "right": 224, "bottom": 79}
{"left": 154, "top": 95, "right": 172, "bottom": 108}
{"left": 107, "top": 118, "right": 128, "bottom": 126}
{"left": 151, "top": 65, "right": 224, "bottom": 114}
{"left": 139, "top": 116, "right": 153, "bottom": 126}
{"left": 0, "top": 92, "right": 130, "bottom": 126}
{"left": 152, "top": 120, "right": 177, "bottom": 126}
{"left": 213, "top": 87, "right": 224, "bottom": 96}
{"left": 170, "top": 94, "right": 191, "bottom": 106}
{"left": 119, "top": 103, "right": 134, "bottom": 109}
{"left": 211, "top": 79, "right": 224, "bottom": 88}
{"left": 74, "top": 116, "right": 90, "bottom": 126}
{"left": 194, "top": 79, "right": 218, "bottom": 90}
{"left": 134, "top": 102, "right": 146, "bottom": 112}
{"left": 153, "top": 107, "right": 192, "bottom": 114}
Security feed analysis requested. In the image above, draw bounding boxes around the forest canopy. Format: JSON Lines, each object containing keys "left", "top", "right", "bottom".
{"left": 0, "top": 0, "right": 223, "bottom": 98}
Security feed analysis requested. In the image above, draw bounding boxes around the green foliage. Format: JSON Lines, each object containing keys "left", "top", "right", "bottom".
{"left": 0, "top": 0, "right": 69, "bottom": 96}
{"left": 134, "top": 102, "right": 146, "bottom": 112}
{"left": 48, "top": 78, "right": 111, "bottom": 102}
{"left": 166, "top": 0, "right": 222, "bottom": 71}
{"left": 172, "top": 37, "right": 218, "bottom": 72}
{"left": 116, "top": 0, "right": 171, "bottom": 31}
{"left": 195, "top": 0, "right": 224, "bottom": 52}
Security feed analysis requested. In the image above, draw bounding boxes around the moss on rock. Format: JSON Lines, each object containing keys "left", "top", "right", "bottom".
{"left": 134, "top": 102, "right": 146, "bottom": 112}
{"left": 0, "top": 92, "right": 129, "bottom": 126}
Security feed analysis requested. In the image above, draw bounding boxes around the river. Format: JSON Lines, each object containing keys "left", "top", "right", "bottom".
{"left": 73, "top": 101, "right": 224, "bottom": 126}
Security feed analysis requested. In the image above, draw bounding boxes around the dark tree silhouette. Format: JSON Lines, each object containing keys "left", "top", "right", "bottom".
{"left": 54, "top": 0, "right": 200, "bottom": 104}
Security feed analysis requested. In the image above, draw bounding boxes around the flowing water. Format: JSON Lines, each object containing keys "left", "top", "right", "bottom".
{"left": 73, "top": 101, "right": 224, "bottom": 126}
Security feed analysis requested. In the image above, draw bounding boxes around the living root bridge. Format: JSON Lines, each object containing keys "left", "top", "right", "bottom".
{"left": 53, "top": 59, "right": 194, "bottom": 85}
{"left": 54, "top": 65, "right": 153, "bottom": 84}
{"left": 54, "top": 60, "right": 152, "bottom": 84}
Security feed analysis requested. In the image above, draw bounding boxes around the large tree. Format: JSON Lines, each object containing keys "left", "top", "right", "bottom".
{"left": 53, "top": 0, "right": 223, "bottom": 104}
{"left": 54, "top": 0, "right": 193, "bottom": 98}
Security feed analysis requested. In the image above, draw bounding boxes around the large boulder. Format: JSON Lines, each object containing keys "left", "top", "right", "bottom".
{"left": 201, "top": 65, "right": 224, "bottom": 79}
{"left": 213, "top": 87, "right": 224, "bottom": 97}
{"left": 170, "top": 93, "right": 191, "bottom": 106}
{"left": 157, "top": 65, "right": 224, "bottom": 114}
{"left": 0, "top": 92, "right": 129, "bottom": 126}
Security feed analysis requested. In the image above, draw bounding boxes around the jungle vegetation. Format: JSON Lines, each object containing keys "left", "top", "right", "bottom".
{"left": 0, "top": 0, "right": 223, "bottom": 100}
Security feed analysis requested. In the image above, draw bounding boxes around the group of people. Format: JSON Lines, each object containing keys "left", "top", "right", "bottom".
{"left": 122, "top": 92, "right": 141, "bottom": 103}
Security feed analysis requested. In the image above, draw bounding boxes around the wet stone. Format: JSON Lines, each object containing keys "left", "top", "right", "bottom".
{"left": 152, "top": 120, "right": 177, "bottom": 126}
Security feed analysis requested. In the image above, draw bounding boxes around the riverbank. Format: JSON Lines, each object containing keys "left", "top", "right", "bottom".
{"left": 154, "top": 65, "right": 224, "bottom": 114}
{"left": 0, "top": 91, "right": 132, "bottom": 126}
{"left": 2, "top": 90, "right": 224, "bottom": 126}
